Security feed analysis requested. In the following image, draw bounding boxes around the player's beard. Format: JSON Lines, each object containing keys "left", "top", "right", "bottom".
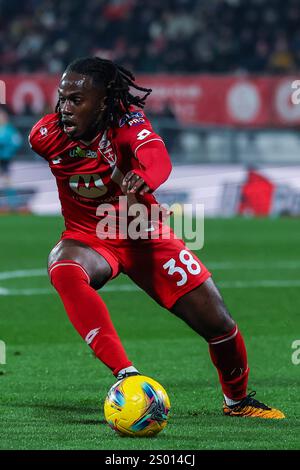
{"left": 73, "top": 112, "right": 106, "bottom": 141}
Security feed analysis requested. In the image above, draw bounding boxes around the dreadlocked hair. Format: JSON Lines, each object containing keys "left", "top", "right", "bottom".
{"left": 56, "top": 57, "right": 152, "bottom": 129}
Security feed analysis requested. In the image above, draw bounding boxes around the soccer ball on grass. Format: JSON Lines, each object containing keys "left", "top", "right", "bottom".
{"left": 104, "top": 375, "right": 170, "bottom": 437}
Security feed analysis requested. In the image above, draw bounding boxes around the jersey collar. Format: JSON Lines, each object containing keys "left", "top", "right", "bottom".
{"left": 79, "top": 131, "right": 102, "bottom": 147}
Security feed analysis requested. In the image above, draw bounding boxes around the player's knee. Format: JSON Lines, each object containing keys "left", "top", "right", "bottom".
{"left": 208, "top": 295, "right": 236, "bottom": 335}
{"left": 48, "top": 243, "right": 63, "bottom": 269}
{"left": 203, "top": 280, "right": 236, "bottom": 331}
{"left": 214, "top": 314, "right": 236, "bottom": 337}
{"left": 200, "top": 316, "right": 236, "bottom": 343}
{"left": 48, "top": 260, "right": 90, "bottom": 292}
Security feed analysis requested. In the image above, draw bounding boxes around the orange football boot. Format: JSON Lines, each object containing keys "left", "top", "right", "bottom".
{"left": 223, "top": 391, "right": 285, "bottom": 419}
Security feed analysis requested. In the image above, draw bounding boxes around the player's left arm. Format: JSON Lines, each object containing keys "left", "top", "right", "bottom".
{"left": 122, "top": 124, "right": 172, "bottom": 195}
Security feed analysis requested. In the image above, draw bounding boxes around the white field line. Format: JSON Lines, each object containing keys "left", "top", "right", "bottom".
{"left": 208, "top": 260, "right": 300, "bottom": 270}
{"left": 0, "top": 268, "right": 46, "bottom": 280}
{"left": 0, "top": 276, "right": 300, "bottom": 296}
{"left": 0, "top": 284, "right": 139, "bottom": 296}
{"left": 1, "top": 259, "right": 300, "bottom": 282}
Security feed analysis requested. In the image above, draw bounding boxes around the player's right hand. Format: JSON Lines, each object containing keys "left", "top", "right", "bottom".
{"left": 122, "top": 171, "right": 150, "bottom": 195}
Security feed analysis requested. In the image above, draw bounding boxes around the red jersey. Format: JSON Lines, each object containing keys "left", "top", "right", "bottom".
{"left": 29, "top": 110, "right": 172, "bottom": 236}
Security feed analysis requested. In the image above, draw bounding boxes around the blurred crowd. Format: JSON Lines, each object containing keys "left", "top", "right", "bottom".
{"left": 0, "top": 0, "right": 299, "bottom": 74}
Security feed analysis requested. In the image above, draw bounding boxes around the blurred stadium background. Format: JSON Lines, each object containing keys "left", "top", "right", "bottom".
{"left": 1, "top": 0, "right": 300, "bottom": 216}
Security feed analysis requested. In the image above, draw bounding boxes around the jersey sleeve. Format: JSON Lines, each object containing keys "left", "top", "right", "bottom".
{"left": 28, "top": 113, "right": 62, "bottom": 160}
{"left": 118, "top": 110, "right": 172, "bottom": 191}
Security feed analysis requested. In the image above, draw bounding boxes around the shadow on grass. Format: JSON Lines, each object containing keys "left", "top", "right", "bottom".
{"left": 10, "top": 401, "right": 105, "bottom": 425}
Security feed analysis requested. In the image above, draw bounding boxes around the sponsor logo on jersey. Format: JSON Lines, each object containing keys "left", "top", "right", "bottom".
{"left": 52, "top": 157, "right": 62, "bottom": 165}
{"left": 39, "top": 126, "right": 48, "bottom": 136}
{"left": 136, "top": 129, "right": 152, "bottom": 140}
{"left": 69, "top": 146, "right": 97, "bottom": 159}
{"left": 119, "top": 111, "right": 145, "bottom": 127}
{"left": 69, "top": 173, "right": 108, "bottom": 198}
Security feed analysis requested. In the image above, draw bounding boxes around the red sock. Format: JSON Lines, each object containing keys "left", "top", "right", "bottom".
{"left": 49, "top": 260, "right": 132, "bottom": 376}
{"left": 208, "top": 325, "right": 249, "bottom": 401}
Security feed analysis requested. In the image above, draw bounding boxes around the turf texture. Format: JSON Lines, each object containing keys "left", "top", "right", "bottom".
{"left": 0, "top": 215, "right": 299, "bottom": 450}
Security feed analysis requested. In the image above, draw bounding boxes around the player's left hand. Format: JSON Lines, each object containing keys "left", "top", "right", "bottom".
{"left": 122, "top": 171, "right": 150, "bottom": 195}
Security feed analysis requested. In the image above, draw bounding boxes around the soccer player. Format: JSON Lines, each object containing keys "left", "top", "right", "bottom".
{"left": 29, "top": 57, "right": 284, "bottom": 419}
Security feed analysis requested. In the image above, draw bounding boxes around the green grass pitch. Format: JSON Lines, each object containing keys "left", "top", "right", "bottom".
{"left": 0, "top": 215, "right": 299, "bottom": 450}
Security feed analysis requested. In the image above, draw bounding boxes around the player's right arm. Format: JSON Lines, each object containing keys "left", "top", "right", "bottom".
{"left": 118, "top": 111, "right": 172, "bottom": 195}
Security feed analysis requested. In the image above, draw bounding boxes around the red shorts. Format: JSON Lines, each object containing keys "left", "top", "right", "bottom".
{"left": 59, "top": 229, "right": 211, "bottom": 310}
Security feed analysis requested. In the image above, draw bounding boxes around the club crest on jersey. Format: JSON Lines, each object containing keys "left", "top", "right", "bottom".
{"left": 69, "top": 146, "right": 97, "bottom": 159}
{"left": 99, "top": 133, "right": 117, "bottom": 167}
{"left": 119, "top": 111, "right": 145, "bottom": 127}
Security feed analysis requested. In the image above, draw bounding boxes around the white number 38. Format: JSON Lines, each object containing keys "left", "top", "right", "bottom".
{"left": 163, "top": 250, "right": 201, "bottom": 286}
